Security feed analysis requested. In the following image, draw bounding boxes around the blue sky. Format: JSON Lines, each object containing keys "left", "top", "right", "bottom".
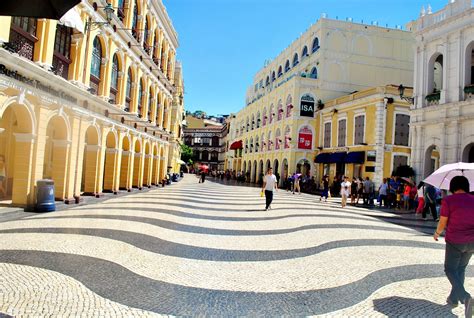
{"left": 165, "top": 0, "right": 446, "bottom": 116}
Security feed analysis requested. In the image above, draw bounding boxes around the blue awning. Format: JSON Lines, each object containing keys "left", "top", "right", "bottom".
{"left": 314, "top": 153, "right": 331, "bottom": 163}
{"left": 329, "top": 152, "right": 347, "bottom": 163}
{"left": 345, "top": 151, "right": 365, "bottom": 164}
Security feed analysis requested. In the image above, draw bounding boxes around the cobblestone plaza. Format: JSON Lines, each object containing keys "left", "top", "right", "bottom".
{"left": 1, "top": 175, "right": 471, "bottom": 317}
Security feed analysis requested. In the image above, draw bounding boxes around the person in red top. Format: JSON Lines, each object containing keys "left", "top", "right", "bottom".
{"left": 403, "top": 183, "right": 411, "bottom": 211}
{"left": 434, "top": 176, "right": 474, "bottom": 317}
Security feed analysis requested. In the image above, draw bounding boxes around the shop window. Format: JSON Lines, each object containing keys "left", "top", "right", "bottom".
{"left": 393, "top": 155, "right": 408, "bottom": 171}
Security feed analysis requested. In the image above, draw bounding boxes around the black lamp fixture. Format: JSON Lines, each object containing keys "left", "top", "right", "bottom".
{"left": 398, "top": 84, "right": 414, "bottom": 104}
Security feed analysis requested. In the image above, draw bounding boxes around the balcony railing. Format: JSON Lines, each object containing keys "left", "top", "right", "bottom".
{"left": 52, "top": 52, "right": 70, "bottom": 80}
{"left": 464, "top": 85, "right": 474, "bottom": 100}
{"left": 8, "top": 26, "right": 37, "bottom": 61}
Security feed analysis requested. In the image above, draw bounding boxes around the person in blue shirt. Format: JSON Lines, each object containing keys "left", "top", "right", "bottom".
{"left": 423, "top": 184, "right": 439, "bottom": 221}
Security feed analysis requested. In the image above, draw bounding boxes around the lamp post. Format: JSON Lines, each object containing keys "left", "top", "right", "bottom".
{"left": 398, "top": 84, "right": 414, "bottom": 104}
{"left": 81, "top": 3, "right": 114, "bottom": 85}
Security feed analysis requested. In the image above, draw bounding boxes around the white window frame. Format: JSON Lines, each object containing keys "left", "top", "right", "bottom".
{"left": 337, "top": 116, "right": 348, "bottom": 148}
{"left": 353, "top": 112, "right": 366, "bottom": 146}
{"left": 392, "top": 110, "right": 410, "bottom": 147}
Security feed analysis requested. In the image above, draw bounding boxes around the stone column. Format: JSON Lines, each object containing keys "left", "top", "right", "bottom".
{"left": 103, "top": 148, "right": 119, "bottom": 193}
{"left": 373, "top": 102, "right": 386, "bottom": 188}
{"left": 12, "top": 133, "right": 35, "bottom": 207}
{"left": 52, "top": 139, "right": 71, "bottom": 200}
{"left": 83, "top": 144, "right": 101, "bottom": 195}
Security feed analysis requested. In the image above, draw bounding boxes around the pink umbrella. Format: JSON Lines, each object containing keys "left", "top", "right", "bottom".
{"left": 424, "top": 162, "right": 474, "bottom": 192}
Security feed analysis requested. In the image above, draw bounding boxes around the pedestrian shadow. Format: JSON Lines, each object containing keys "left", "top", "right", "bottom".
{"left": 373, "top": 296, "right": 457, "bottom": 317}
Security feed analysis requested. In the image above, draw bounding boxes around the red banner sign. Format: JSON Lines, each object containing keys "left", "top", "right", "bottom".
{"left": 298, "top": 127, "right": 313, "bottom": 150}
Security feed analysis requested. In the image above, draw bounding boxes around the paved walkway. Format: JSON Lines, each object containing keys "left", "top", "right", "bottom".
{"left": 0, "top": 174, "right": 470, "bottom": 317}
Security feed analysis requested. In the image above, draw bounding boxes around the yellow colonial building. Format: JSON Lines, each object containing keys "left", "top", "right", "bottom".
{"left": 314, "top": 85, "right": 412, "bottom": 187}
{"left": 0, "top": 0, "right": 184, "bottom": 208}
{"left": 228, "top": 17, "right": 414, "bottom": 185}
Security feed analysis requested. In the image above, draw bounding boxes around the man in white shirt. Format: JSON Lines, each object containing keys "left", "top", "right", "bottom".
{"left": 262, "top": 167, "right": 278, "bottom": 211}
{"left": 340, "top": 176, "right": 351, "bottom": 208}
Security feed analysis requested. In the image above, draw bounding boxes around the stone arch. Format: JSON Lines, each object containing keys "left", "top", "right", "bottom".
{"left": 252, "top": 160, "right": 257, "bottom": 183}
{"left": 281, "top": 158, "right": 289, "bottom": 185}
{"left": 132, "top": 138, "right": 144, "bottom": 189}
{"left": 257, "top": 160, "right": 264, "bottom": 184}
{"left": 43, "top": 113, "right": 71, "bottom": 200}
{"left": 296, "top": 158, "right": 311, "bottom": 177}
{"left": 119, "top": 134, "right": 132, "bottom": 191}
{"left": 103, "top": 130, "right": 119, "bottom": 193}
{"left": 152, "top": 143, "right": 160, "bottom": 185}
{"left": 143, "top": 140, "right": 153, "bottom": 187}
{"left": 424, "top": 144, "right": 440, "bottom": 178}
{"left": 428, "top": 52, "right": 444, "bottom": 94}
{"left": 242, "top": 161, "right": 247, "bottom": 176}
{"left": 273, "top": 159, "right": 279, "bottom": 181}
{"left": 464, "top": 41, "right": 474, "bottom": 89}
{"left": 81, "top": 124, "right": 101, "bottom": 195}
{"left": 0, "top": 100, "right": 36, "bottom": 206}
{"left": 462, "top": 142, "right": 474, "bottom": 163}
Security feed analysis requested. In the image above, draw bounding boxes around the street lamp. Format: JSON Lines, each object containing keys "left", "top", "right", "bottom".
{"left": 398, "top": 84, "right": 414, "bottom": 104}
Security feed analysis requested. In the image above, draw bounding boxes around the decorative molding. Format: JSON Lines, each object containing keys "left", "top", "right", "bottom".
{"left": 52, "top": 139, "right": 72, "bottom": 147}
{"left": 13, "top": 133, "right": 36, "bottom": 143}
{"left": 86, "top": 145, "right": 102, "bottom": 151}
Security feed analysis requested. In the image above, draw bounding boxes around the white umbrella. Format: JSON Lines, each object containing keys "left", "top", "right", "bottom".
{"left": 423, "top": 162, "right": 474, "bottom": 192}
{"left": 59, "top": 6, "right": 84, "bottom": 33}
{"left": 177, "top": 159, "right": 186, "bottom": 165}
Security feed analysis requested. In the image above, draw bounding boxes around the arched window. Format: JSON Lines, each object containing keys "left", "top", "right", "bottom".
{"left": 277, "top": 101, "right": 283, "bottom": 121}
{"left": 110, "top": 54, "right": 119, "bottom": 103}
{"left": 90, "top": 37, "right": 102, "bottom": 95}
{"left": 271, "top": 71, "right": 276, "bottom": 82}
{"left": 256, "top": 112, "right": 261, "bottom": 128}
{"left": 249, "top": 138, "right": 253, "bottom": 153}
{"left": 125, "top": 68, "right": 133, "bottom": 111}
{"left": 275, "top": 129, "right": 281, "bottom": 150}
{"left": 261, "top": 134, "right": 265, "bottom": 152}
{"left": 265, "top": 76, "right": 270, "bottom": 87}
{"left": 285, "top": 60, "right": 290, "bottom": 72}
{"left": 292, "top": 53, "right": 299, "bottom": 67}
{"left": 147, "top": 90, "right": 152, "bottom": 121}
{"left": 269, "top": 104, "right": 274, "bottom": 124}
{"left": 131, "top": 3, "right": 139, "bottom": 40}
{"left": 286, "top": 95, "right": 293, "bottom": 118}
{"left": 267, "top": 132, "right": 273, "bottom": 151}
{"left": 53, "top": 24, "right": 72, "bottom": 79}
{"left": 312, "top": 37, "right": 320, "bottom": 53}
{"left": 202, "top": 150, "right": 209, "bottom": 161}
{"left": 255, "top": 137, "right": 259, "bottom": 153}
{"left": 117, "top": 0, "right": 125, "bottom": 21}
{"left": 137, "top": 79, "right": 144, "bottom": 117}
{"left": 143, "top": 16, "right": 150, "bottom": 53}
{"left": 302, "top": 46, "right": 308, "bottom": 57}
{"left": 284, "top": 126, "right": 291, "bottom": 149}
{"left": 153, "top": 31, "right": 161, "bottom": 66}
{"left": 278, "top": 65, "right": 283, "bottom": 77}
{"left": 262, "top": 108, "right": 267, "bottom": 126}
{"left": 310, "top": 67, "right": 318, "bottom": 79}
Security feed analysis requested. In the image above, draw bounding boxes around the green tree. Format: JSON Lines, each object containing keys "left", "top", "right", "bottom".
{"left": 392, "top": 165, "right": 415, "bottom": 178}
{"left": 181, "top": 144, "right": 193, "bottom": 164}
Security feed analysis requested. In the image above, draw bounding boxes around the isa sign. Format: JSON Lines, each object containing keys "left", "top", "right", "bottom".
{"left": 300, "top": 100, "right": 315, "bottom": 117}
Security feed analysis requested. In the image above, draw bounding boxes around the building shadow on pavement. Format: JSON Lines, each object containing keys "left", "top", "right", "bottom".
{"left": 373, "top": 296, "right": 456, "bottom": 317}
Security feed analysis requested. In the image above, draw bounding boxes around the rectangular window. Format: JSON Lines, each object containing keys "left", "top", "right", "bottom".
{"left": 354, "top": 115, "right": 365, "bottom": 145}
{"left": 324, "top": 122, "right": 331, "bottom": 148}
{"left": 338, "top": 119, "right": 347, "bottom": 147}
{"left": 365, "top": 166, "right": 376, "bottom": 173}
{"left": 393, "top": 155, "right": 408, "bottom": 171}
{"left": 394, "top": 114, "right": 410, "bottom": 146}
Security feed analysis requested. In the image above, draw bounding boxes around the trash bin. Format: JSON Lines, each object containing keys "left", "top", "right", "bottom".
{"left": 36, "top": 179, "right": 56, "bottom": 212}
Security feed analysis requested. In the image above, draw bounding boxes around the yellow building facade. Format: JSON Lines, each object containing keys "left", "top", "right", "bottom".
{"left": 314, "top": 85, "right": 412, "bottom": 188}
{"left": 0, "top": 0, "right": 184, "bottom": 208}
{"left": 228, "top": 18, "right": 414, "bottom": 185}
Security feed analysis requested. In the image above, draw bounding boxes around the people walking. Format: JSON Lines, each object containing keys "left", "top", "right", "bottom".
{"left": 379, "top": 178, "right": 389, "bottom": 208}
{"left": 423, "top": 184, "right": 438, "bottom": 221}
{"left": 293, "top": 174, "right": 301, "bottom": 194}
{"left": 320, "top": 175, "right": 329, "bottom": 202}
{"left": 351, "top": 177, "right": 358, "bottom": 205}
{"left": 433, "top": 176, "right": 474, "bottom": 316}
{"left": 262, "top": 167, "right": 278, "bottom": 211}
{"left": 356, "top": 177, "right": 364, "bottom": 205}
{"left": 340, "top": 176, "right": 351, "bottom": 208}
{"left": 199, "top": 170, "right": 206, "bottom": 183}
{"left": 363, "top": 177, "right": 371, "bottom": 205}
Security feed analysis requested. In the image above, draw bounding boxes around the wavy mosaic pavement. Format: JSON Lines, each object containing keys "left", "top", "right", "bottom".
{"left": 0, "top": 175, "right": 469, "bottom": 316}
